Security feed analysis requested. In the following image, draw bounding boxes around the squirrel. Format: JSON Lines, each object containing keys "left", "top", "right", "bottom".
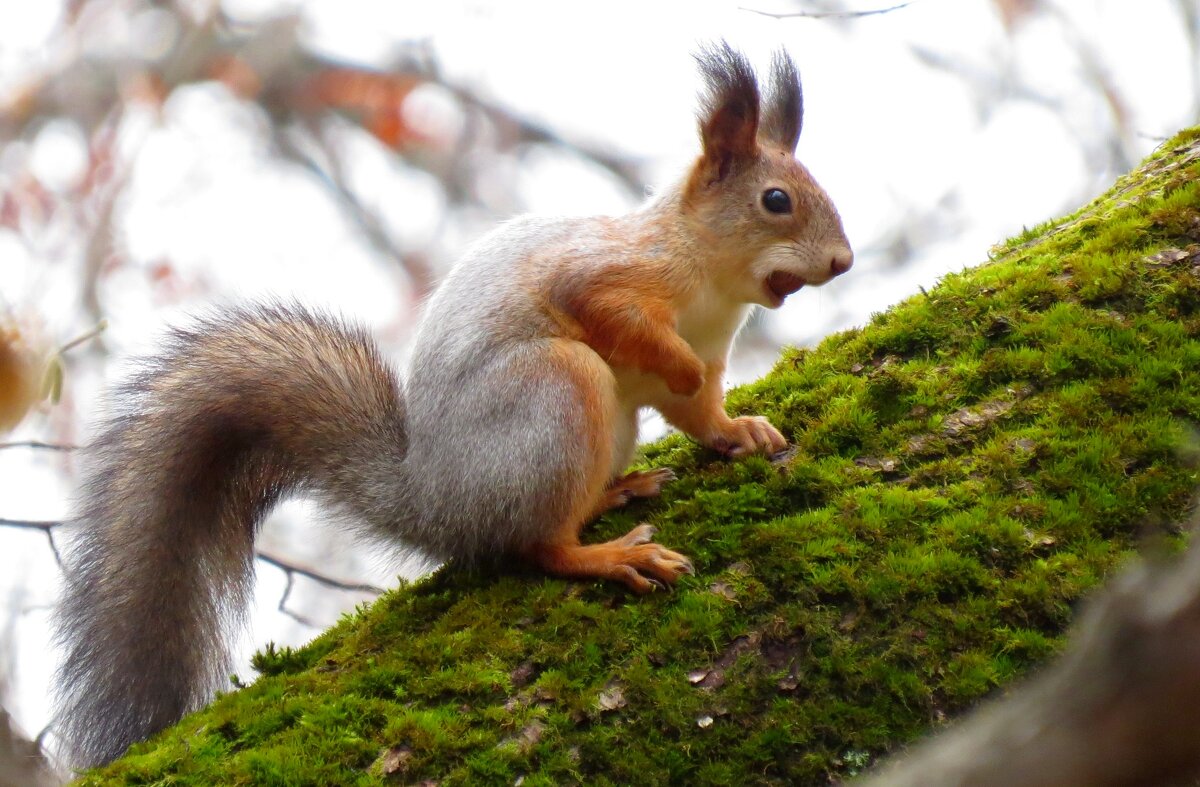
{"left": 52, "top": 42, "right": 852, "bottom": 769}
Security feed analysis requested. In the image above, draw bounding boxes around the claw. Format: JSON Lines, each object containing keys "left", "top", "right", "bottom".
{"left": 528, "top": 527, "right": 692, "bottom": 594}
{"left": 709, "top": 416, "right": 787, "bottom": 459}
{"left": 620, "top": 523, "right": 657, "bottom": 546}
{"left": 710, "top": 437, "right": 732, "bottom": 455}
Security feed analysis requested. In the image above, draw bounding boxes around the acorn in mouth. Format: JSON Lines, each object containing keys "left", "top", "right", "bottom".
{"left": 765, "top": 271, "right": 805, "bottom": 306}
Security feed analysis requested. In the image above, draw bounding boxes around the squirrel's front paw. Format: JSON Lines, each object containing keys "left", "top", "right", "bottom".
{"left": 708, "top": 416, "right": 787, "bottom": 458}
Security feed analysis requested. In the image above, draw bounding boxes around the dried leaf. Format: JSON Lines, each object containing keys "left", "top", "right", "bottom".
{"left": 855, "top": 456, "right": 898, "bottom": 473}
{"left": 596, "top": 684, "right": 626, "bottom": 712}
{"left": 708, "top": 581, "right": 737, "bottom": 600}
{"left": 0, "top": 313, "right": 50, "bottom": 433}
{"left": 379, "top": 745, "right": 412, "bottom": 776}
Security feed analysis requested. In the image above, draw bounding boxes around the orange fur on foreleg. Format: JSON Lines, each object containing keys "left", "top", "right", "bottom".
{"left": 561, "top": 275, "right": 706, "bottom": 397}
{"left": 658, "top": 359, "right": 787, "bottom": 457}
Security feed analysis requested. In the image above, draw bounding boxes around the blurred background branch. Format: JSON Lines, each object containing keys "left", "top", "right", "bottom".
{"left": 1, "top": 0, "right": 646, "bottom": 313}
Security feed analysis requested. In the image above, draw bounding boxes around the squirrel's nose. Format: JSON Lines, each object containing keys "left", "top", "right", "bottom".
{"left": 830, "top": 248, "right": 854, "bottom": 277}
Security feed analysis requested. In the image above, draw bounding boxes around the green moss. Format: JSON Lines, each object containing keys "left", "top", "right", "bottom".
{"left": 78, "top": 129, "right": 1200, "bottom": 785}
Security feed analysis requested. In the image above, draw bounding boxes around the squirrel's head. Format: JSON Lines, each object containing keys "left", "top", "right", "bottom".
{"left": 682, "top": 43, "right": 853, "bottom": 308}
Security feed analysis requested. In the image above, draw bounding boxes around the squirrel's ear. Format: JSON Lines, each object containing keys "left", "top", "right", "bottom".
{"left": 692, "top": 42, "right": 760, "bottom": 186}
{"left": 760, "top": 49, "right": 803, "bottom": 151}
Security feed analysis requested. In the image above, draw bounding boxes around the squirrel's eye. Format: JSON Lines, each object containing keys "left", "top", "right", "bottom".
{"left": 762, "top": 188, "right": 792, "bottom": 214}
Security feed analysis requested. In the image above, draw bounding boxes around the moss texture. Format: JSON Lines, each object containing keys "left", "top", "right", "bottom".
{"left": 80, "top": 129, "right": 1200, "bottom": 785}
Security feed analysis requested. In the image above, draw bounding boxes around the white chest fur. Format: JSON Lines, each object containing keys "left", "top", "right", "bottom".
{"left": 613, "top": 285, "right": 751, "bottom": 411}
{"left": 603, "top": 285, "right": 749, "bottom": 475}
{"left": 677, "top": 283, "right": 752, "bottom": 362}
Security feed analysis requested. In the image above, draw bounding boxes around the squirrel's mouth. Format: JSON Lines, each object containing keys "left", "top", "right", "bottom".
{"left": 765, "top": 271, "right": 806, "bottom": 306}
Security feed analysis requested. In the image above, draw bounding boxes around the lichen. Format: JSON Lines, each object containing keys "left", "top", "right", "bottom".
{"left": 79, "top": 128, "right": 1200, "bottom": 786}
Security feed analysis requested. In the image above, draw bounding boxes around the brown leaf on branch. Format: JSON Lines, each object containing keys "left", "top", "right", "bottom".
{"left": 303, "top": 68, "right": 430, "bottom": 150}
{"left": 0, "top": 2, "right": 643, "bottom": 309}
{"left": 0, "top": 314, "right": 49, "bottom": 435}
{"left": 207, "top": 53, "right": 263, "bottom": 100}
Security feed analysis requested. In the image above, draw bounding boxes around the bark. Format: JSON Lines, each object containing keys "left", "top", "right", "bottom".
{"left": 861, "top": 511, "right": 1200, "bottom": 786}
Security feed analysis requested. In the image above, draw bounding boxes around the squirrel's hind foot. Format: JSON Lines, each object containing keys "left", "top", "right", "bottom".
{"left": 526, "top": 525, "right": 694, "bottom": 594}
{"left": 596, "top": 468, "right": 676, "bottom": 514}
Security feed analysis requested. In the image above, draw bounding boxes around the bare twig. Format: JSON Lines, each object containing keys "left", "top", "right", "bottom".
{"left": 1179, "top": 0, "right": 1200, "bottom": 121}
{"left": 0, "top": 441, "right": 79, "bottom": 451}
{"left": 740, "top": 1, "right": 914, "bottom": 20}
{"left": 58, "top": 320, "right": 108, "bottom": 355}
{"left": 444, "top": 85, "right": 645, "bottom": 196}
{"left": 1040, "top": 4, "right": 1134, "bottom": 174}
{"left": 271, "top": 122, "right": 437, "bottom": 297}
{"left": 0, "top": 518, "right": 62, "bottom": 532}
{"left": 0, "top": 515, "right": 386, "bottom": 600}
{"left": 0, "top": 519, "right": 62, "bottom": 565}
{"left": 274, "top": 570, "right": 319, "bottom": 628}
{"left": 254, "top": 549, "right": 386, "bottom": 595}
{"left": 77, "top": 119, "right": 130, "bottom": 327}
{"left": 256, "top": 547, "right": 384, "bottom": 628}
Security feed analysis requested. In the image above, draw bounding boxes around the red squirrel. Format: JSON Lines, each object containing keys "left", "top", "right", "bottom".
{"left": 53, "top": 42, "right": 852, "bottom": 769}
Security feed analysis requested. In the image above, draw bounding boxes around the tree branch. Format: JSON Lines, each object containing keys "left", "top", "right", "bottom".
{"left": 860, "top": 510, "right": 1200, "bottom": 787}
{"left": 0, "top": 519, "right": 62, "bottom": 565}
{"left": 273, "top": 570, "right": 319, "bottom": 629}
{"left": 0, "top": 441, "right": 79, "bottom": 451}
{"left": 254, "top": 550, "right": 386, "bottom": 596}
{"left": 58, "top": 320, "right": 108, "bottom": 355}
{"left": 271, "top": 122, "right": 437, "bottom": 297}
{"left": 0, "top": 515, "right": 386, "bottom": 602}
{"left": 740, "top": 1, "right": 914, "bottom": 20}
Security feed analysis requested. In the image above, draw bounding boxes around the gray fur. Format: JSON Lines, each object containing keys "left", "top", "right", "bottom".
{"left": 404, "top": 216, "right": 613, "bottom": 557}
{"left": 53, "top": 222, "right": 607, "bottom": 767}
{"left": 54, "top": 304, "right": 411, "bottom": 768}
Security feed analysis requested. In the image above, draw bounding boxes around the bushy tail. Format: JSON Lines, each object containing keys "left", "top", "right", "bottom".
{"left": 53, "top": 304, "right": 408, "bottom": 769}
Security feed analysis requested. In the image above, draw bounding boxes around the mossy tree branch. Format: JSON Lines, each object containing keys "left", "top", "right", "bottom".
{"left": 862, "top": 507, "right": 1200, "bottom": 786}
{"left": 78, "top": 128, "right": 1200, "bottom": 786}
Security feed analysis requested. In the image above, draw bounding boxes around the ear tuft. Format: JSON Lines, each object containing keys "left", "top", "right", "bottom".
{"left": 693, "top": 41, "right": 760, "bottom": 184}
{"left": 760, "top": 48, "right": 803, "bottom": 151}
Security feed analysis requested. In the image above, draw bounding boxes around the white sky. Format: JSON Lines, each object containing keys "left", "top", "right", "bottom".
{"left": 0, "top": 0, "right": 1196, "bottom": 753}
